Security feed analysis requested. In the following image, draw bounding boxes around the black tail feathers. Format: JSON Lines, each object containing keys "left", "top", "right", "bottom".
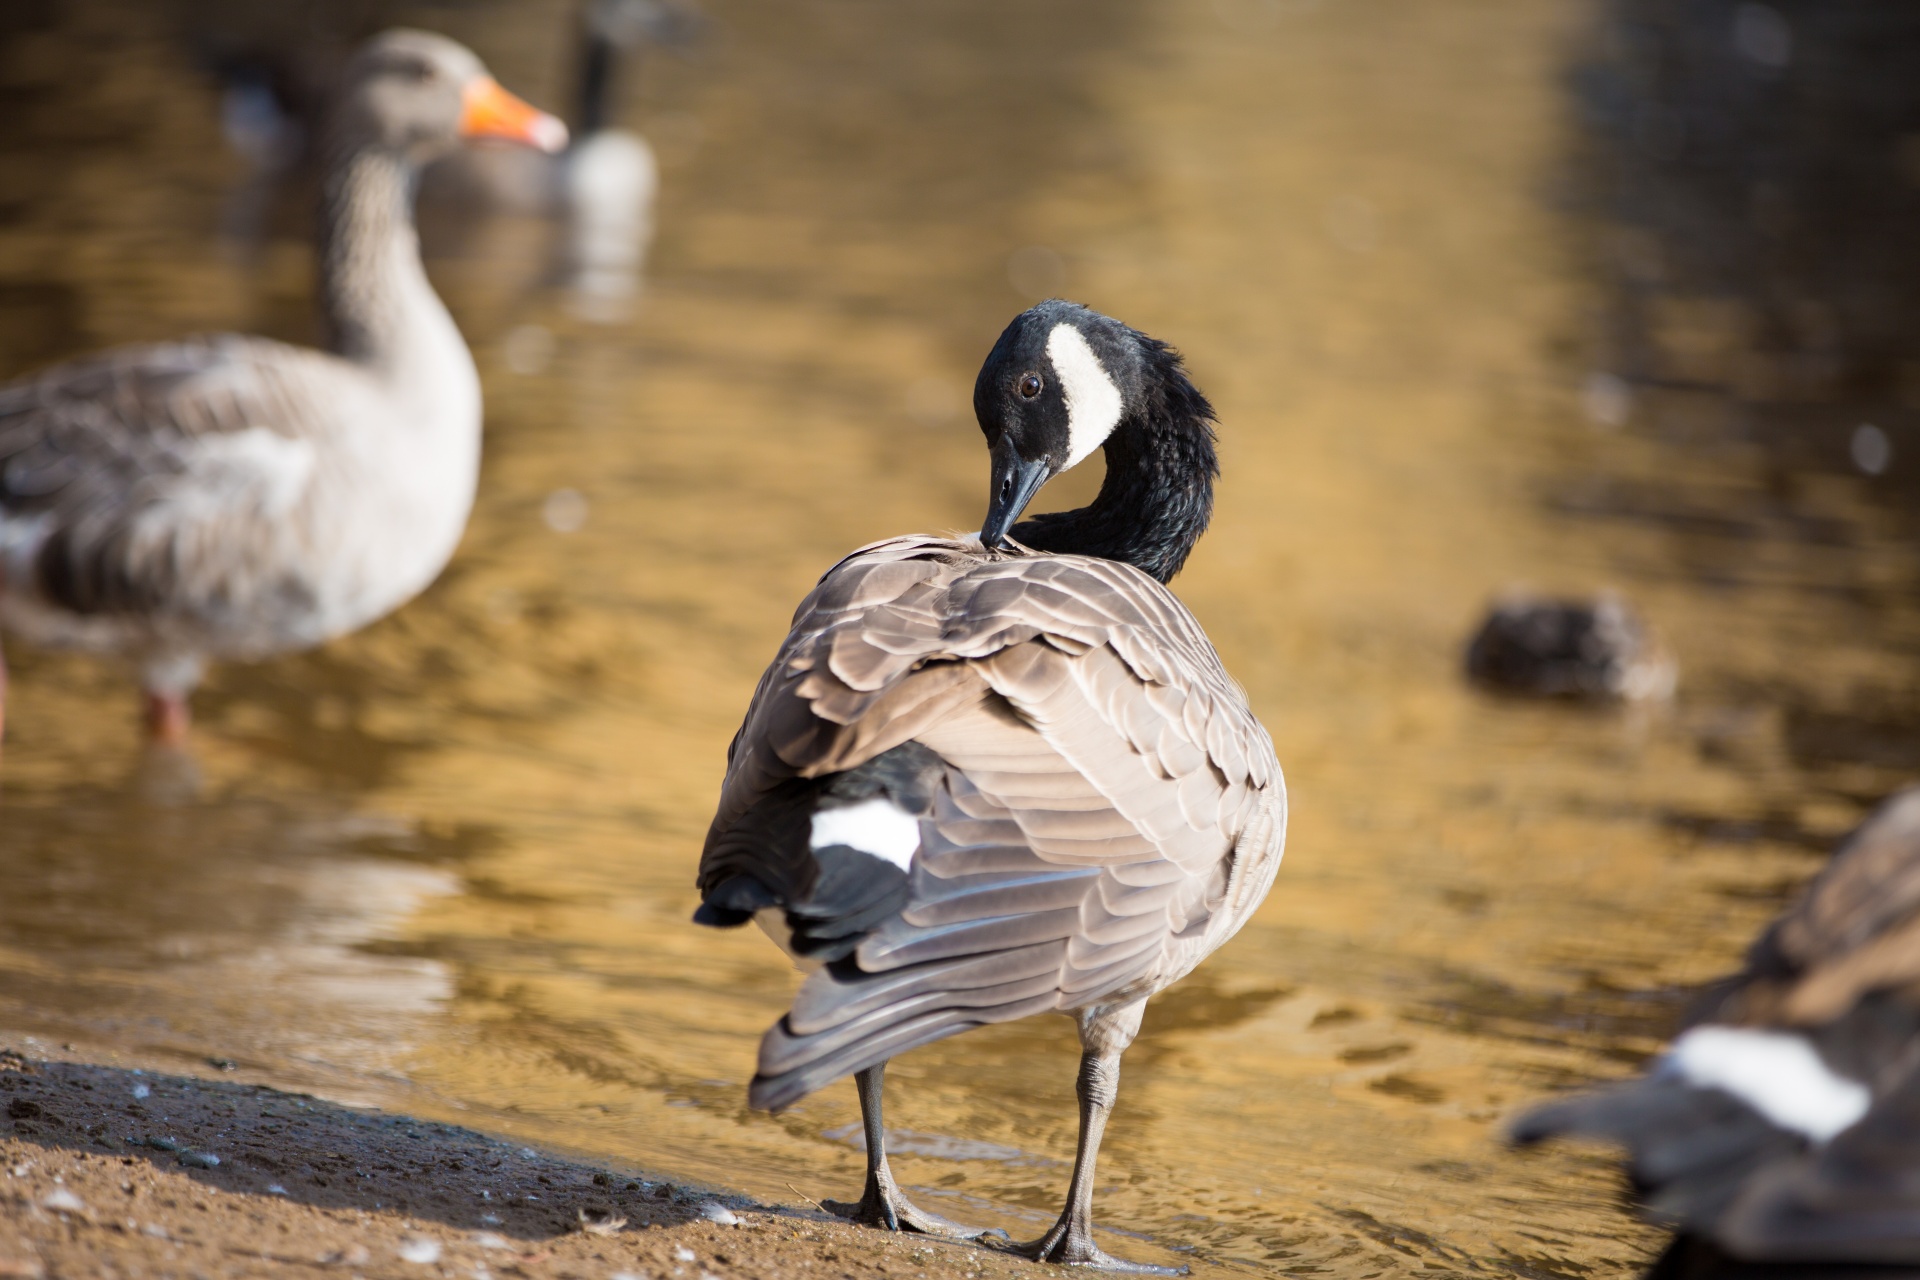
{"left": 692, "top": 743, "right": 943, "bottom": 953}
{"left": 692, "top": 874, "right": 780, "bottom": 927}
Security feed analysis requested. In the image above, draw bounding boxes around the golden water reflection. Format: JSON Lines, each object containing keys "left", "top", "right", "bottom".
{"left": 2, "top": 0, "right": 1917, "bottom": 1274}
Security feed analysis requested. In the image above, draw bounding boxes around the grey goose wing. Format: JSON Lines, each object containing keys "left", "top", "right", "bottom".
{"left": 0, "top": 335, "right": 333, "bottom": 617}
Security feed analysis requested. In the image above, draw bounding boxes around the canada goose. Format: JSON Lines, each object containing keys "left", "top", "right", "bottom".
{"left": 0, "top": 31, "right": 565, "bottom": 744}
{"left": 1465, "top": 591, "right": 1675, "bottom": 701}
{"left": 410, "top": 0, "right": 699, "bottom": 317}
{"left": 562, "top": 0, "right": 700, "bottom": 317}
{"left": 1512, "top": 787, "right": 1920, "bottom": 1276}
{"left": 695, "top": 300, "right": 1287, "bottom": 1269}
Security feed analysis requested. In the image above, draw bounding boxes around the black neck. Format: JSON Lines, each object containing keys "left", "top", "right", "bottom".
{"left": 577, "top": 31, "right": 616, "bottom": 136}
{"left": 1011, "top": 355, "right": 1218, "bottom": 584}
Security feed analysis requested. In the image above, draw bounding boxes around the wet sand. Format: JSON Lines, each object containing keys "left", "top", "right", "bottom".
{"left": 0, "top": 1040, "right": 1097, "bottom": 1280}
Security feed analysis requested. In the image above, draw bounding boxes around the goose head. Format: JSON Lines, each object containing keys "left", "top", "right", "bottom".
{"left": 330, "top": 30, "right": 567, "bottom": 165}
{"left": 974, "top": 300, "right": 1219, "bottom": 583}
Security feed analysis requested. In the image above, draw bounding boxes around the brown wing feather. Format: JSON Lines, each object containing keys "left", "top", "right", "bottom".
{"left": 1510, "top": 788, "right": 1920, "bottom": 1264}
{"left": 1697, "top": 789, "right": 1920, "bottom": 1028}
{"left": 702, "top": 535, "right": 1284, "bottom": 1111}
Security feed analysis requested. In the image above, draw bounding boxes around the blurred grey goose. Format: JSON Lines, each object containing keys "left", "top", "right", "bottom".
{"left": 695, "top": 300, "right": 1287, "bottom": 1270}
{"left": 0, "top": 31, "right": 565, "bottom": 742}
{"left": 1513, "top": 787, "right": 1920, "bottom": 1277}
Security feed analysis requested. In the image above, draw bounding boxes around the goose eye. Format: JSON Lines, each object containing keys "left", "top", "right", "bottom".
{"left": 1017, "top": 373, "right": 1043, "bottom": 399}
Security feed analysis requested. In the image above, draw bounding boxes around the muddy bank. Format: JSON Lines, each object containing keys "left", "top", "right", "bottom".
{"left": 0, "top": 1044, "right": 1073, "bottom": 1280}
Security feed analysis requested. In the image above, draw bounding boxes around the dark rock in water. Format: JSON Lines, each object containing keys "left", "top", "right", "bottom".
{"left": 1464, "top": 592, "right": 1675, "bottom": 700}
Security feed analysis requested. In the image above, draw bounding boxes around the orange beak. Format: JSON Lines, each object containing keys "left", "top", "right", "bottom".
{"left": 459, "top": 76, "right": 569, "bottom": 153}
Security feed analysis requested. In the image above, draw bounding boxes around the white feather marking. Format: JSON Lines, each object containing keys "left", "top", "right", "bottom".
{"left": 1660, "top": 1025, "right": 1870, "bottom": 1141}
{"left": 135, "top": 427, "right": 316, "bottom": 539}
{"left": 0, "top": 509, "right": 53, "bottom": 585}
{"left": 809, "top": 797, "right": 921, "bottom": 871}
{"left": 195, "top": 427, "right": 317, "bottom": 516}
{"left": 1047, "top": 324, "right": 1123, "bottom": 470}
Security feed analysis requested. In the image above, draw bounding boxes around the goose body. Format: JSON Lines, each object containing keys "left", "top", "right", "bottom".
{"left": 697, "top": 302, "right": 1286, "bottom": 1268}
{"left": 560, "top": 0, "right": 697, "bottom": 316}
{"left": 1513, "top": 787, "right": 1920, "bottom": 1275}
{"left": 0, "top": 31, "right": 565, "bottom": 740}
{"left": 0, "top": 332, "right": 475, "bottom": 668}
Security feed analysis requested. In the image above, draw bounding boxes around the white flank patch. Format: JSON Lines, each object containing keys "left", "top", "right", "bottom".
{"left": 0, "top": 509, "right": 53, "bottom": 583}
{"left": 1047, "top": 323, "right": 1123, "bottom": 469}
{"left": 213, "top": 427, "right": 317, "bottom": 515}
{"left": 1660, "top": 1025, "right": 1870, "bottom": 1141}
{"left": 157, "top": 426, "right": 316, "bottom": 525}
{"left": 810, "top": 797, "right": 921, "bottom": 870}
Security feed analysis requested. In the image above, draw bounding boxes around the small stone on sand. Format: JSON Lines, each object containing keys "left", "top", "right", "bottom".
{"left": 39, "top": 1189, "right": 85, "bottom": 1215}
{"left": 397, "top": 1236, "right": 442, "bottom": 1264}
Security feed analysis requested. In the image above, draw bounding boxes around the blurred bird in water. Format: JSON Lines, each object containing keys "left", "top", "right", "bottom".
{"left": 694, "top": 301, "right": 1287, "bottom": 1270}
{"left": 1465, "top": 590, "right": 1676, "bottom": 701}
{"left": 422, "top": 0, "right": 701, "bottom": 319}
{"left": 0, "top": 32, "right": 566, "bottom": 743}
{"left": 212, "top": 1, "right": 701, "bottom": 322}
{"left": 1513, "top": 787, "right": 1920, "bottom": 1278}
{"left": 561, "top": 0, "right": 702, "bottom": 318}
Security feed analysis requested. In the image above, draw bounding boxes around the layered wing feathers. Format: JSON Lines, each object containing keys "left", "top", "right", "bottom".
{"left": 700, "top": 535, "right": 1284, "bottom": 1109}
{"left": 1513, "top": 788, "right": 1920, "bottom": 1264}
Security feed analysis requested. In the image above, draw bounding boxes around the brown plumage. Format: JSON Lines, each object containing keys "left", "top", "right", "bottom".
{"left": 709, "top": 533, "right": 1284, "bottom": 1102}
{"left": 697, "top": 302, "right": 1286, "bottom": 1269}
{"left": 1513, "top": 787, "right": 1920, "bottom": 1275}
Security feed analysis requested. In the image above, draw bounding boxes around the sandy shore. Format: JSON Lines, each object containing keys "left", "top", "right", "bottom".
{"left": 0, "top": 1046, "right": 1069, "bottom": 1280}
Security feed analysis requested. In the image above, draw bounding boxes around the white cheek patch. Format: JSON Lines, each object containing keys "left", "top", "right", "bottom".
{"left": 1660, "top": 1025, "right": 1871, "bottom": 1141}
{"left": 810, "top": 797, "right": 922, "bottom": 871}
{"left": 1046, "top": 323, "right": 1123, "bottom": 470}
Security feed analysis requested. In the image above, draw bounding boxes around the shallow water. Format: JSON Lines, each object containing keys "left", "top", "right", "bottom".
{"left": 3, "top": 0, "right": 1919, "bottom": 1274}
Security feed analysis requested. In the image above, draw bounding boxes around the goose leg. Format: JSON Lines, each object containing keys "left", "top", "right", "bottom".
{"left": 1016, "top": 1008, "right": 1183, "bottom": 1274}
{"left": 142, "top": 691, "right": 191, "bottom": 745}
{"left": 823, "top": 1063, "right": 998, "bottom": 1240}
{"left": 0, "top": 631, "right": 8, "bottom": 745}
{"left": 140, "top": 652, "right": 201, "bottom": 746}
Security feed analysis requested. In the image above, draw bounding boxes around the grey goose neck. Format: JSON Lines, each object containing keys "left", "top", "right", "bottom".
{"left": 314, "top": 139, "right": 466, "bottom": 389}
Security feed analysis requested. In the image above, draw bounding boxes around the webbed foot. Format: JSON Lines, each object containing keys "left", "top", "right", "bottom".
{"left": 823, "top": 1174, "right": 1002, "bottom": 1241}
{"left": 1013, "top": 1217, "right": 1186, "bottom": 1273}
